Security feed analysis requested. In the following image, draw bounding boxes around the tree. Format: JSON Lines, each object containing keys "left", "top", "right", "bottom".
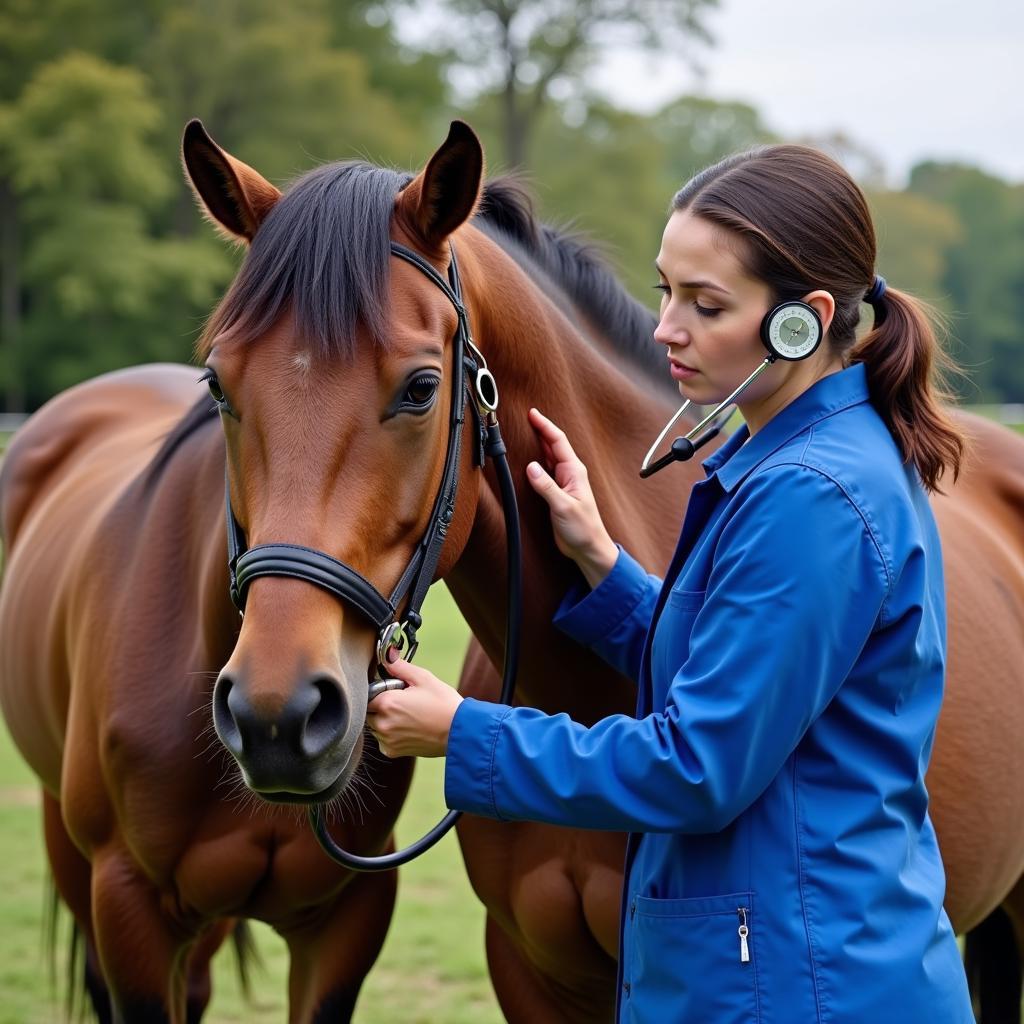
{"left": 0, "top": 51, "right": 231, "bottom": 408}
{"left": 908, "top": 162, "right": 1024, "bottom": 402}
{"left": 388, "top": 0, "right": 718, "bottom": 169}
{"left": 0, "top": 0, "right": 452, "bottom": 409}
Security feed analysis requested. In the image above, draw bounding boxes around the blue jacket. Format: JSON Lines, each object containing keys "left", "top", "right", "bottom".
{"left": 445, "top": 364, "right": 972, "bottom": 1022}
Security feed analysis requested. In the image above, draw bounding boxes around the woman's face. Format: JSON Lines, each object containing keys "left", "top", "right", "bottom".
{"left": 654, "top": 209, "right": 778, "bottom": 405}
{"left": 653, "top": 209, "right": 838, "bottom": 430}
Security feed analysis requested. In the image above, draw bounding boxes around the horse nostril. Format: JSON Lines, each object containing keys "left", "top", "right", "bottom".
{"left": 301, "top": 676, "right": 347, "bottom": 759}
{"left": 212, "top": 673, "right": 244, "bottom": 758}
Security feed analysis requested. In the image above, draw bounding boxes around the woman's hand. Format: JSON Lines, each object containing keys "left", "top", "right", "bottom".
{"left": 365, "top": 656, "right": 463, "bottom": 758}
{"left": 526, "top": 407, "right": 618, "bottom": 589}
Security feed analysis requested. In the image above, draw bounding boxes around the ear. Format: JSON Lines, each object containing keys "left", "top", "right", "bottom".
{"left": 401, "top": 120, "right": 484, "bottom": 250}
{"left": 803, "top": 289, "right": 836, "bottom": 337}
{"left": 181, "top": 119, "right": 281, "bottom": 243}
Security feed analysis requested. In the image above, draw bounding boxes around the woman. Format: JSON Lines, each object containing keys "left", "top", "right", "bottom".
{"left": 367, "top": 145, "right": 974, "bottom": 1022}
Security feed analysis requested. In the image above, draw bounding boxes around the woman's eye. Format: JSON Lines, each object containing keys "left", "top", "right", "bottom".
{"left": 693, "top": 301, "right": 722, "bottom": 318}
{"left": 653, "top": 283, "right": 670, "bottom": 296}
{"left": 403, "top": 375, "right": 440, "bottom": 410}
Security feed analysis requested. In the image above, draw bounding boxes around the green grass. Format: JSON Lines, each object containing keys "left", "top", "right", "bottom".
{"left": 0, "top": 585, "right": 503, "bottom": 1023}
{"left": 4, "top": 396, "right": 1021, "bottom": 1020}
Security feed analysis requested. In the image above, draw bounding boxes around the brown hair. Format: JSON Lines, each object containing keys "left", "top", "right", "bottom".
{"left": 672, "top": 144, "right": 965, "bottom": 492}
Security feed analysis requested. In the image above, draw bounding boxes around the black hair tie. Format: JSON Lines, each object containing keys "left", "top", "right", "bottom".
{"left": 864, "top": 274, "right": 887, "bottom": 328}
{"left": 865, "top": 275, "right": 887, "bottom": 305}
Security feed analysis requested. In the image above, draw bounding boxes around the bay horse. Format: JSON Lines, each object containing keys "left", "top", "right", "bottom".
{"left": 1, "top": 119, "right": 1023, "bottom": 1022}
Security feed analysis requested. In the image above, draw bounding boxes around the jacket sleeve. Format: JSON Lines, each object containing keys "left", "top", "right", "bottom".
{"left": 445, "top": 465, "right": 891, "bottom": 834}
{"left": 550, "top": 544, "right": 663, "bottom": 684}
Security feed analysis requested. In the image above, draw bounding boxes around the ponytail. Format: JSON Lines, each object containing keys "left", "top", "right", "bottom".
{"left": 673, "top": 144, "right": 969, "bottom": 492}
{"left": 849, "top": 286, "right": 966, "bottom": 493}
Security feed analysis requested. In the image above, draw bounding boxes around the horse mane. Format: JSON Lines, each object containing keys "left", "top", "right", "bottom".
{"left": 475, "top": 178, "right": 674, "bottom": 396}
{"left": 141, "top": 394, "right": 220, "bottom": 491}
{"left": 195, "top": 159, "right": 671, "bottom": 395}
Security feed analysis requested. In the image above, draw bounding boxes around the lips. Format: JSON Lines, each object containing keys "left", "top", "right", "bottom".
{"left": 668, "top": 356, "right": 697, "bottom": 372}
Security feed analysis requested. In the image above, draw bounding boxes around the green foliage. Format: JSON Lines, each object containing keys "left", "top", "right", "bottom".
{"left": 0, "top": 0, "right": 453, "bottom": 410}
{"left": 0, "top": 0, "right": 1021, "bottom": 409}
{"left": 908, "top": 162, "right": 1024, "bottom": 402}
{"left": 385, "top": 0, "right": 719, "bottom": 166}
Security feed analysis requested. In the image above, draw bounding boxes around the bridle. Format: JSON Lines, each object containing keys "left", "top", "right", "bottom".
{"left": 222, "top": 240, "right": 522, "bottom": 871}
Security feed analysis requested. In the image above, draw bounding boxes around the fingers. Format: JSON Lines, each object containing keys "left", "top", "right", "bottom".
{"left": 528, "top": 408, "right": 579, "bottom": 466}
{"left": 526, "top": 460, "right": 571, "bottom": 511}
{"left": 382, "top": 656, "right": 421, "bottom": 684}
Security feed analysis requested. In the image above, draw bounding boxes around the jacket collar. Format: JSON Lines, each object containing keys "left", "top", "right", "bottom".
{"left": 701, "top": 362, "right": 871, "bottom": 492}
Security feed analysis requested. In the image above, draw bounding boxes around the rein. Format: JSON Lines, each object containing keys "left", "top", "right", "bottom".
{"left": 222, "top": 241, "right": 522, "bottom": 871}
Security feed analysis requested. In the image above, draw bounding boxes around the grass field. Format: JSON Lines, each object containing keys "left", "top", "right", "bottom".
{"left": 2, "top": 401, "right": 1020, "bottom": 1022}
{"left": 0, "top": 585, "right": 505, "bottom": 1024}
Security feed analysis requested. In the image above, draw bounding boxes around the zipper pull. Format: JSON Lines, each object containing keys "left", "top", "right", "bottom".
{"left": 737, "top": 907, "right": 750, "bottom": 964}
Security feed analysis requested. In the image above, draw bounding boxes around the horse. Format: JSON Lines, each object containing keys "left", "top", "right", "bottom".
{"left": 1, "top": 118, "right": 1023, "bottom": 1022}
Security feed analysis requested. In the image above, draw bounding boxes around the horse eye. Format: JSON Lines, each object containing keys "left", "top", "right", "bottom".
{"left": 200, "top": 369, "right": 226, "bottom": 405}
{"left": 404, "top": 375, "right": 440, "bottom": 410}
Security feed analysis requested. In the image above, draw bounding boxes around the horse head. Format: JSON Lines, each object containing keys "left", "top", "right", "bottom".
{"left": 182, "top": 119, "right": 486, "bottom": 802}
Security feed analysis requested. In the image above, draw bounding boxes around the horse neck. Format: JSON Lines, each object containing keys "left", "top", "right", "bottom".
{"left": 444, "top": 237, "right": 709, "bottom": 714}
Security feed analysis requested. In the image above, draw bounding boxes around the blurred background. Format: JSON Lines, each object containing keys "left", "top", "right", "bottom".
{"left": 0, "top": 0, "right": 1022, "bottom": 420}
{"left": 0, "top": 1, "right": 1022, "bottom": 1019}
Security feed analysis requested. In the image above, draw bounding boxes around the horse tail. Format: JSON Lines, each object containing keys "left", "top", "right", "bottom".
{"left": 43, "top": 873, "right": 102, "bottom": 1022}
{"left": 231, "top": 918, "right": 262, "bottom": 1002}
{"left": 964, "top": 905, "right": 1022, "bottom": 1023}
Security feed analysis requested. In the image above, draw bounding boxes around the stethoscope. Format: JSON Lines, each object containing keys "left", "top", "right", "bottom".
{"left": 640, "top": 299, "right": 824, "bottom": 478}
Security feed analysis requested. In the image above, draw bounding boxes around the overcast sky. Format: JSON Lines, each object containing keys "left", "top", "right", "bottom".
{"left": 591, "top": 0, "right": 1023, "bottom": 186}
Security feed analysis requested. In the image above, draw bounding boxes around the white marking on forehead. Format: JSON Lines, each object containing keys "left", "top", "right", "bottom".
{"left": 292, "top": 352, "right": 313, "bottom": 375}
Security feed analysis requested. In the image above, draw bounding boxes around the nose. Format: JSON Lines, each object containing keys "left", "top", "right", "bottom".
{"left": 212, "top": 672, "right": 349, "bottom": 793}
{"left": 653, "top": 311, "right": 687, "bottom": 350}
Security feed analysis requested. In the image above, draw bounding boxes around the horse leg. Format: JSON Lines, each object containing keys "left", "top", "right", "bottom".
{"left": 90, "top": 846, "right": 191, "bottom": 1023}
{"left": 484, "top": 913, "right": 616, "bottom": 1023}
{"left": 455, "top": 639, "right": 621, "bottom": 1022}
{"left": 280, "top": 865, "right": 397, "bottom": 1023}
{"left": 965, "top": 904, "right": 1022, "bottom": 1023}
{"left": 41, "top": 791, "right": 115, "bottom": 1021}
{"left": 182, "top": 920, "right": 235, "bottom": 1024}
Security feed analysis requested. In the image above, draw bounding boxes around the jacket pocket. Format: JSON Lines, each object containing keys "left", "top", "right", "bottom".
{"left": 667, "top": 587, "right": 706, "bottom": 612}
{"left": 626, "top": 891, "right": 759, "bottom": 1023}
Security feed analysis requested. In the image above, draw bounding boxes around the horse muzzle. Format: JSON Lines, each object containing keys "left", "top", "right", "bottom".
{"left": 212, "top": 670, "right": 362, "bottom": 801}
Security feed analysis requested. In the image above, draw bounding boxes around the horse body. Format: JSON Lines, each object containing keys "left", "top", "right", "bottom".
{"left": 0, "top": 364, "right": 410, "bottom": 1021}
{"left": 2, "top": 118, "right": 1024, "bottom": 1021}
{"left": 929, "top": 414, "right": 1024, "bottom": 928}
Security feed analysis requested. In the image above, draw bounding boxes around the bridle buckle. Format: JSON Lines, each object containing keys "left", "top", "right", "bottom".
{"left": 375, "top": 619, "right": 418, "bottom": 675}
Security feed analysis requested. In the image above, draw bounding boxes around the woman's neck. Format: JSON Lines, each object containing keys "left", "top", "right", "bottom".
{"left": 739, "top": 357, "right": 845, "bottom": 435}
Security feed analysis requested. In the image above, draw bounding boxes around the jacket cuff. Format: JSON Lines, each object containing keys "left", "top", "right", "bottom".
{"left": 444, "top": 698, "right": 513, "bottom": 820}
{"left": 552, "top": 544, "right": 650, "bottom": 646}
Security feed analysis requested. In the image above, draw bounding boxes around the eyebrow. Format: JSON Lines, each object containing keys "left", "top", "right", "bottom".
{"left": 654, "top": 262, "right": 730, "bottom": 296}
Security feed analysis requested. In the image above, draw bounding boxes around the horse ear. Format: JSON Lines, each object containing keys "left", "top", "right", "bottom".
{"left": 181, "top": 119, "right": 281, "bottom": 243}
{"left": 403, "top": 120, "right": 484, "bottom": 249}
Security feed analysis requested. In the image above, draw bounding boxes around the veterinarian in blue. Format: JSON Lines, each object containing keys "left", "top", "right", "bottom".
{"left": 368, "top": 145, "right": 973, "bottom": 1022}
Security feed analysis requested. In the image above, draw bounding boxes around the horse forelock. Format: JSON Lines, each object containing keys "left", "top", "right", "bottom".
{"left": 197, "top": 162, "right": 414, "bottom": 361}
{"left": 194, "top": 158, "right": 670, "bottom": 397}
